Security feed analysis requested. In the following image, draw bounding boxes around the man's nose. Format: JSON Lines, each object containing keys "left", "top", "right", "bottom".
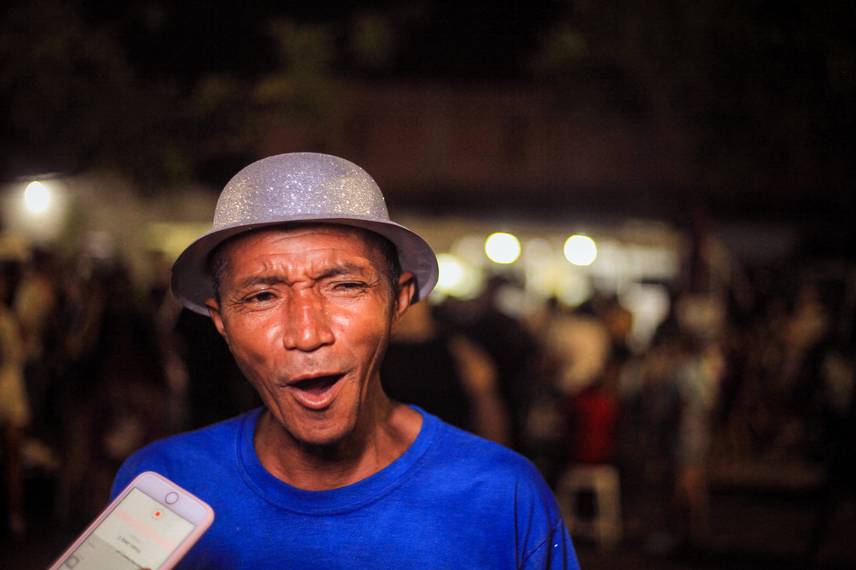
{"left": 281, "top": 291, "right": 334, "bottom": 351}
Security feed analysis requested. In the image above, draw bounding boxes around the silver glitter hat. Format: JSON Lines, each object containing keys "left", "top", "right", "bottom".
{"left": 171, "top": 152, "right": 438, "bottom": 315}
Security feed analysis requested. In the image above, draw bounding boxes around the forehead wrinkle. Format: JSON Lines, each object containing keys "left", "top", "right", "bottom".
{"left": 229, "top": 254, "right": 378, "bottom": 291}
{"left": 312, "top": 261, "right": 376, "bottom": 280}
{"left": 216, "top": 225, "right": 391, "bottom": 292}
{"left": 222, "top": 225, "right": 387, "bottom": 265}
{"left": 230, "top": 258, "right": 285, "bottom": 290}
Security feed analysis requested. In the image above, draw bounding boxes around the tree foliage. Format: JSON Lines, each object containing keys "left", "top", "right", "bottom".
{"left": 0, "top": 1, "right": 349, "bottom": 190}
{"left": 535, "top": 0, "right": 856, "bottom": 196}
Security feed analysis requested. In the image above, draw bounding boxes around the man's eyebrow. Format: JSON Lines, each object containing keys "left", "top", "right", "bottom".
{"left": 314, "top": 262, "right": 373, "bottom": 280}
{"left": 233, "top": 275, "right": 287, "bottom": 290}
{"left": 231, "top": 263, "right": 374, "bottom": 290}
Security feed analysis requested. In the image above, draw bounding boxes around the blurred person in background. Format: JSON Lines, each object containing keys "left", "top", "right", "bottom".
{"left": 672, "top": 335, "right": 722, "bottom": 547}
{"left": 459, "top": 275, "right": 539, "bottom": 452}
{"left": 540, "top": 298, "right": 611, "bottom": 397}
{"left": 0, "top": 260, "right": 29, "bottom": 536}
{"left": 14, "top": 249, "right": 61, "bottom": 467}
{"left": 54, "top": 257, "right": 108, "bottom": 525}
{"left": 616, "top": 290, "right": 723, "bottom": 551}
{"left": 382, "top": 299, "right": 509, "bottom": 444}
{"left": 563, "top": 295, "right": 630, "bottom": 469}
{"left": 601, "top": 294, "right": 634, "bottom": 367}
{"left": 565, "top": 379, "right": 618, "bottom": 466}
{"left": 807, "top": 342, "right": 856, "bottom": 566}
{"left": 719, "top": 285, "right": 791, "bottom": 458}
{"left": 58, "top": 261, "right": 170, "bottom": 526}
{"left": 776, "top": 283, "right": 830, "bottom": 451}
{"left": 146, "top": 250, "right": 192, "bottom": 433}
{"left": 672, "top": 293, "right": 724, "bottom": 546}
{"left": 528, "top": 296, "right": 612, "bottom": 484}
{"left": 616, "top": 332, "right": 682, "bottom": 551}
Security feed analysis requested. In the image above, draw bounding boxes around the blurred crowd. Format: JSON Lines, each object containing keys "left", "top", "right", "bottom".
{"left": 0, "top": 248, "right": 259, "bottom": 537}
{"left": 0, "top": 242, "right": 854, "bottom": 558}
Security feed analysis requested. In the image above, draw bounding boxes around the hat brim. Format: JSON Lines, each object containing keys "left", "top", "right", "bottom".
{"left": 171, "top": 215, "right": 439, "bottom": 315}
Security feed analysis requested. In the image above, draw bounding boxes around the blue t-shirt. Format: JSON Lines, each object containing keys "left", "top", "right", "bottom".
{"left": 112, "top": 407, "right": 579, "bottom": 569}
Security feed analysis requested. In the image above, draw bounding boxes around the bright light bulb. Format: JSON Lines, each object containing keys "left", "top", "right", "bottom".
{"left": 485, "top": 232, "right": 521, "bottom": 264}
{"left": 24, "top": 181, "right": 52, "bottom": 214}
{"left": 564, "top": 234, "right": 598, "bottom": 266}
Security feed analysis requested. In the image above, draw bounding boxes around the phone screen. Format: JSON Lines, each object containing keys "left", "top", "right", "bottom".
{"left": 58, "top": 488, "right": 196, "bottom": 569}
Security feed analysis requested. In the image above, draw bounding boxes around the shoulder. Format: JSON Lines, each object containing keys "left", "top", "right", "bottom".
{"left": 111, "top": 411, "right": 255, "bottom": 497}
{"left": 429, "top": 418, "right": 552, "bottom": 498}
{"left": 434, "top": 419, "right": 527, "bottom": 464}
{"left": 424, "top": 417, "right": 576, "bottom": 566}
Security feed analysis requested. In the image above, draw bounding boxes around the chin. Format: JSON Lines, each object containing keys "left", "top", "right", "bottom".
{"left": 265, "top": 393, "right": 364, "bottom": 449}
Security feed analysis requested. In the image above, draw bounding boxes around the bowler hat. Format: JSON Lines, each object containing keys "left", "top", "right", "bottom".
{"left": 171, "top": 153, "right": 438, "bottom": 315}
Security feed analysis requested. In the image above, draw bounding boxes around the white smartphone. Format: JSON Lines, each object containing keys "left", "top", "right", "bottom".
{"left": 48, "top": 471, "right": 215, "bottom": 570}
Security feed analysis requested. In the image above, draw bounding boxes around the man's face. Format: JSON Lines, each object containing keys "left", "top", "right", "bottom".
{"left": 207, "top": 225, "right": 414, "bottom": 447}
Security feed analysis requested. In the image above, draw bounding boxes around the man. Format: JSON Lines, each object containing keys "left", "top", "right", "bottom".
{"left": 113, "top": 153, "right": 579, "bottom": 568}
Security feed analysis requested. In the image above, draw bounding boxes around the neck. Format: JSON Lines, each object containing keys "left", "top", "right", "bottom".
{"left": 254, "top": 393, "right": 422, "bottom": 491}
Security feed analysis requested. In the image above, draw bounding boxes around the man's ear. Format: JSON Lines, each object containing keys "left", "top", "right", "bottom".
{"left": 205, "top": 298, "right": 228, "bottom": 343}
{"left": 393, "top": 272, "right": 417, "bottom": 322}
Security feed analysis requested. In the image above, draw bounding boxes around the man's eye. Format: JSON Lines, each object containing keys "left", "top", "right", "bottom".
{"left": 333, "top": 281, "right": 367, "bottom": 291}
{"left": 246, "top": 291, "right": 276, "bottom": 303}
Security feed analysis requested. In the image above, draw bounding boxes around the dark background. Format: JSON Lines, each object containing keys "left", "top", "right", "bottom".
{"left": 2, "top": 1, "right": 854, "bottom": 232}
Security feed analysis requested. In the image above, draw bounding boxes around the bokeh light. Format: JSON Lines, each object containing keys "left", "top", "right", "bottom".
{"left": 555, "top": 267, "right": 592, "bottom": 307}
{"left": 24, "top": 181, "right": 52, "bottom": 214}
{"left": 484, "top": 232, "right": 521, "bottom": 264}
{"left": 437, "top": 253, "right": 465, "bottom": 291}
{"left": 4, "top": 179, "right": 69, "bottom": 244}
{"left": 434, "top": 253, "right": 482, "bottom": 299}
{"left": 563, "top": 234, "right": 598, "bottom": 266}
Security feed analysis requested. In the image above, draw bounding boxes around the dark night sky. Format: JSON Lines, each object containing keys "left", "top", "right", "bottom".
{"left": 75, "top": 0, "right": 562, "bottom": 82}
{"left": 2, "top": 0, "right": 853, "bottom": 231}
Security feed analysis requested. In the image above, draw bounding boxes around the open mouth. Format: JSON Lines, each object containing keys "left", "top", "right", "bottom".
{"left": 291, "top": 374, "right": 344, "bottom": 395}
{"left": 285, "top": 372, "right": 347, "bottom": 411}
